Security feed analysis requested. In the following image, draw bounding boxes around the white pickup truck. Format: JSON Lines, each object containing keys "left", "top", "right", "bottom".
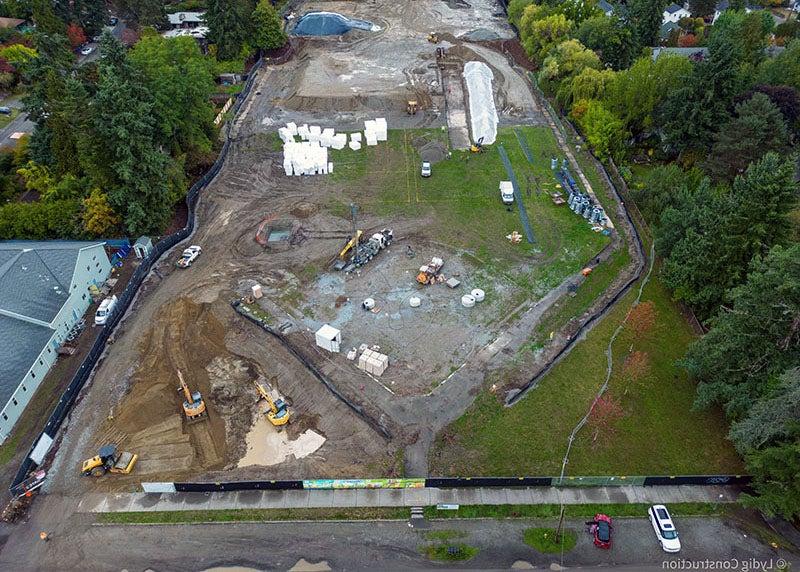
{"left": 176, "top": 245, "right": 202, "bottom": 268}
{"left": 499, "top": 181, "right": 514, "bottom": 205}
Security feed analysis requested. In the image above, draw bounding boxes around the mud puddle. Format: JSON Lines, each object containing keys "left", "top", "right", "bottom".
{"left": 238, "top": 401, "right": 326, "bottom": 467}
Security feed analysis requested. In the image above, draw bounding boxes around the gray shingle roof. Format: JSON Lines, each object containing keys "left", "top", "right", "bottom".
{"left": 0, "top": 315, "right": 54, "bottom": 405}
{"left": 665, "top": 3, "right": 684, "bottom": 14}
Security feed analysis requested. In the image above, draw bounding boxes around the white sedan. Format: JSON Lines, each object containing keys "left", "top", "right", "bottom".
{"left": 649, "top": 505, "right": 681, "bottom": 553}
{"left": 80, "top": 45, "right": 94, "bottom": 56}
{"left": 176, "top": 245, "right": 202, "bottom": 268}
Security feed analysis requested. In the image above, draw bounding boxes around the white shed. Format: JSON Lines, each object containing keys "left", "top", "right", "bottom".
{"left": 315, "top": 324, "right": 341, "bottom": 353}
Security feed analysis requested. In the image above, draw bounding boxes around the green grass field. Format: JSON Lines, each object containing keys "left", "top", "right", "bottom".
{"left": 327, "top": 127, "right": 610, "bottom": 297}
{"left": 429, "top": 259, "right": 742, "bottom": 477}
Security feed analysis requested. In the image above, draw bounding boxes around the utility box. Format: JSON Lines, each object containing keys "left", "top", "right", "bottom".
{"left": 315, "top": 324, "right": 341, "bottom": 353}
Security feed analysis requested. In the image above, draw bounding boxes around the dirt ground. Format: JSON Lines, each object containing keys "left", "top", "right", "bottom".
{"left": 41, "top": 0, "right": 636, "bottom": 492}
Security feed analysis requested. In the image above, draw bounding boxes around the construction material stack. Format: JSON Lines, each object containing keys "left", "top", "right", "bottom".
{"left": 358, "top": 348, "right": 389, "bottom": 376}
{"left": 417, "top": 257, "right": 444, "bottom": 285}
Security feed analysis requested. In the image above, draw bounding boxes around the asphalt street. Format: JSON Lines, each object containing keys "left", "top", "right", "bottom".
{"left": 0, "top": 96, "right": 33, "bottom": 150}
{"left": 0, "top": 495, "right": 795, "bottom": 572}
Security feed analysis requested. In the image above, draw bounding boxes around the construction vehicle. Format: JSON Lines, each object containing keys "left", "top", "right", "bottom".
{"left": 177, "top": 370, "right": 206, "bottom": 422}
{"left": 254, "top": 378, "right": 291, "bottom": 428}
{"left": 427, "top": 32, "right": 439, "bottom": 43}
{"left": 417, "top": 256, "right": 444, "bottom": 285}
{"left": 81, "top": 445, "right": 138, "bottom": 477}
{"left": 406, "top": 100, "right": 418, "bottom": 115}
{"left": 470, "top": 136, "right": 485, "bottom": 154}
{"left": 334, "top": 204, "right": 394, "bottom": 272}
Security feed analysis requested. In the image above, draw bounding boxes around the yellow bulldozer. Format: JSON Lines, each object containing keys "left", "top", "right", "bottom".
{"left": 177, "top": 370, "right": 207, "bottom": 422}
{"left": 81, "top": 444, "right": 138, "bottom": 477}
{"left": 254, "top": 379, "right": 291, "bottom": 428}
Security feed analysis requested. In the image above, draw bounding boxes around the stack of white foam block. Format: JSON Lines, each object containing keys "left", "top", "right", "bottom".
{"left": 364, "top": 120, "right": 378, "bottom": 146}
{"left": 280, "top": 119, "right": 389, "bottom": 176}
{"left": 357, "top": 348, "right": 389, "bottom": 377}
{"left": 283, "top": 140, "right": 329, "bottom": 176}
{"left": 374, "top": 118, "right": 387, "bottom": 141}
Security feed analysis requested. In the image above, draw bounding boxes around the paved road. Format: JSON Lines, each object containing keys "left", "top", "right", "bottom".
{"left": 0, "top": 96, "right": 33, "bottom": 150}
{"left": 0, "top": 499, "right": 794, "bottom": 572}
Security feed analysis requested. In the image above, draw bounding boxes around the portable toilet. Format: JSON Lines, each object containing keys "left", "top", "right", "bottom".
{"left": 315, "top": 324, "right": 342, "bottom": 353}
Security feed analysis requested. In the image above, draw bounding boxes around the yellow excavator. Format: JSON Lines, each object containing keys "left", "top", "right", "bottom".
{"left": 81, "top": 444, "right": 138, "bottom": 477}
{"left": 254, "top": 378, "right": 291, "bottom": 428}
{"left": 406, "top": 100, "right": 418, "bottom": 115}
{"left": 177, "top": 370, "right": 207, "bottom": 422}
{"left": 470, "top": 136, "right": 485, "bottom": 154}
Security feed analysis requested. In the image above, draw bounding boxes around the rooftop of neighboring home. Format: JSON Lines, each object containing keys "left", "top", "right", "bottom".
{"left": 167, "top": 11, "right": 205, "bottom": 26}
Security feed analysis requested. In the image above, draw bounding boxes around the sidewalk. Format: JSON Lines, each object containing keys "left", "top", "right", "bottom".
{"left": 75, "top": 485, "right": 740, "bottom": 514}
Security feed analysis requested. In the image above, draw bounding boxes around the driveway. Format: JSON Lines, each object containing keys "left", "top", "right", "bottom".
{"left": 0, "top": 96, "right": 33, "bottom": 150}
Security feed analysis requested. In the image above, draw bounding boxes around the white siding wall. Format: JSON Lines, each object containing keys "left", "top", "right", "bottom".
{"left": 0, "top": 244, "right": 112, "bottom": 443}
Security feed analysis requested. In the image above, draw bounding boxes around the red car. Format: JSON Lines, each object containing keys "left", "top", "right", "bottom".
{"left": 590, "top": 513, "right": 613, "bottom": 549}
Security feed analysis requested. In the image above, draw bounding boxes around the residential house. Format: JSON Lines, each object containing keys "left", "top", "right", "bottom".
{"left": 597, "top": 0, "right": 615, "bottom": 17}
{"left": 0, "top": 241, "right": 112, "bottom": 443}
{"left": 0, "top": 17, "right": 28, "bottom": 33}
{"left": 713, "top": 1, "right": 762, "bottom": 23}
{"left": 663, "top": 3, "right": 691, "bottom": 23}
{"left": 164, "top": 11, "right": 209, "bottom": 39}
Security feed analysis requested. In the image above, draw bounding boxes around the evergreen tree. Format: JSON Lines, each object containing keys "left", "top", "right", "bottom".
{"left": 659, "top": 32, "right": 742, "bottom": 157}
{"left": 730, "top": 369, "right": 800, "bottom": 453}
{"left": 120, "top": 0, "right": 167, "bottom": 28}
{"left": 626, "top": 0, "right": 668, "bottom": 48}
{"left": 682, "top": 243, "right": 800, "bottom": 417}
{"left": 705, "top": 93, "right": 790, "bottom": 180}
{"left": 31, "top": 0, "right": 66, "bottom": 36}
{"left": 689, "top": 0, "right": 716, "bottom": 18}
{"left": 252, "top": 0, "right": 287, "bottom": 51}
{"left": 741, "top": 439, "right": 800, "bottom": 520}
{"left": 206, "top": 0, "right": 255, "bottom": 60}
{"left": 86, "top": 33, "right": 174, "bottom": 234}
{"left": 73, "top": 0, "right": 106, "bottom": 36}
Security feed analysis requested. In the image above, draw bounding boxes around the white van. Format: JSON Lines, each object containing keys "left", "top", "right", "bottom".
{"left": 648, "top": 505, "right": 681, "bottom": 553}
{"left": 94, "top": 295, "right": 118, "bottom": 326}
{"left": 499, "top": 181, "right": 514, "bottom": 204}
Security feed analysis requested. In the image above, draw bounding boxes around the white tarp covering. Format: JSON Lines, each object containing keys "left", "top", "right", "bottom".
{"left": 463, "top": 61, "right": 498, "bottom": 146}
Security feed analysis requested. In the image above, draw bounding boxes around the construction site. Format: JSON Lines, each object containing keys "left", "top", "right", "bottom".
{"left": 43, "top": 0, "right": 634, "bottom": 493}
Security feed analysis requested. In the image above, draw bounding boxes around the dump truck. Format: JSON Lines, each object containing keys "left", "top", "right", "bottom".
{"left": 81, "top": 444, "right": 138, "bottom": 477}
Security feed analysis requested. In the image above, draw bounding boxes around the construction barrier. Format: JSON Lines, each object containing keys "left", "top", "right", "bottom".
{"left": 9, "top": 58, "right": 265, "bottom": 491}
{"left": 146, "top": 474, "right": 751, "bottom": 493}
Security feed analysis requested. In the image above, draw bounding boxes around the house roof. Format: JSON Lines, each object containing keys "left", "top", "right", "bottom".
{"left": 598, "top": 0, "right": 614, "bottom": 14}
{"left": 168, "top": 12, "right": 205, "bottom": 25}
{"left": 665, "top": 3, "right": 686, "bottom": 14}
{"left": 660, "top": 21, "right": 680, "bottom": 38}
{"left": 0, "top": 17, "right": 25, "bottom": 29}
{"left": 652, "top": 47, "right": 709, "bottom": 60}
{"left": 0, "top": 241, "right": 102, "bottom": 324}
{"left": 0, "top": 315, "right": 54, "bottom": 406}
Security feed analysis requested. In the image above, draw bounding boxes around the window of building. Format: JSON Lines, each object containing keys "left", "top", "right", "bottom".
{"left": 39, "top": 359, "right": 43, "bottom": 366}
{"left": 87, "top": 265, "right": 90, "bottom": 272}
{"left": 21, "top": 386, "right": 26, "bottom": 392}
{"left": 30, "top": 371, "right": 35, "bottom": 379}
{"left": 2, "top": 414, "right": 6, "bottom": 421}
{"left": 12, "top": 399, "right": 17, "bottom": 406}
{"left": 82, "top": 293, "right": 87, "bottom": 300}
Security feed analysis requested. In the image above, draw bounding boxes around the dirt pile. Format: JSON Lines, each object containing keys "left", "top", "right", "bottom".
{"left": 108, "top": 298, "right": 256, "bottom": 475}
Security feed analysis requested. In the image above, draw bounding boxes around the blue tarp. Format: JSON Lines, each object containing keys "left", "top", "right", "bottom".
{"left": 293, "top": 12, "right": 378, "bottom": 36}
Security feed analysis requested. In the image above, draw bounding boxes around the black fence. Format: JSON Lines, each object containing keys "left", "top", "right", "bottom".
{"left": 10, "top": 59, "right": 265, "bottom": 491}
{"left": 162, "top": 475, "right": 751, "bottom": 492}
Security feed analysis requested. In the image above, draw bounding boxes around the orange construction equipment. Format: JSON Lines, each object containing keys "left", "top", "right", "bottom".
{"left": 177, "top": 370, "right": 207, "bottom": 421}
{"left": 417, "top": 257, "right": 444, "bottom": 285}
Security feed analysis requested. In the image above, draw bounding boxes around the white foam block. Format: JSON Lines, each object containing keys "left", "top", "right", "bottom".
{"left": 349, "top": 140, "right": 362, "bottom": 151}
{"left": 286, "top": 122, "right": 298, "bottom": 136}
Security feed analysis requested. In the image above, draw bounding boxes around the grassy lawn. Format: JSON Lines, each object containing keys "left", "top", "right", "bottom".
{"left": 524, "top": 527, "right": 577, "bottom": 553}
{"left": 422, "top": 502, "right": 725, "bottom": 520}
{"left": 429, "top": 263, "right": 742, "bottom": 476}
{"left": 423, "top": 543, "right": 479, "bottom": 561}
{"left": 327, "top": 127, "right": 610, "bottom": 298}
{"left": 99, "top": 507, "right": 410, "bottom": 524}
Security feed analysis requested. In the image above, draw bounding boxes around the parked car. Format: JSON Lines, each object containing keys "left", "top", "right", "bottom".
{"left": 589, "top": 513, "right": 613, "bottom": 549}
{"left": 109, "top": 16, "right": 119, "bottom": 26}
{"left": 176, "top": 245, "right": 202, "bottom": 268}
{"left": 499, "top": 181, "right": 514, "bottom": 204}
{"left": 80, "top": 45, "right": 94, "bottom": 56}
{"left": 0, "top": 107, "right": 11, "bottom": 115}
{"left": 94, "top": 295, "right": 118, "bottom": 326}
{"left": 420, "top": 161, "right": 431, "bottom": 177}
{"left": 649, "top": 505, "right": 681, "bottom": 553}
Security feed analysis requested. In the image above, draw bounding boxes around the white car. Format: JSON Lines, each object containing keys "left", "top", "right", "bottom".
{"left": 649, "top": 505, "right": 681, "bottom": 553}
{"left": 420, "top": 161, "right": 431, "bottom": 177}
{"left": 94, "top": 295, "right": 118, "bottom": 326}
{"left": 500, "top": 181, "right": 514, "bottom": 205}
{"left": 80, "top": 46, "right": 94, "bottom": 56}
{"left": 176, "top": 245, "right": 202, "bottom": 268}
